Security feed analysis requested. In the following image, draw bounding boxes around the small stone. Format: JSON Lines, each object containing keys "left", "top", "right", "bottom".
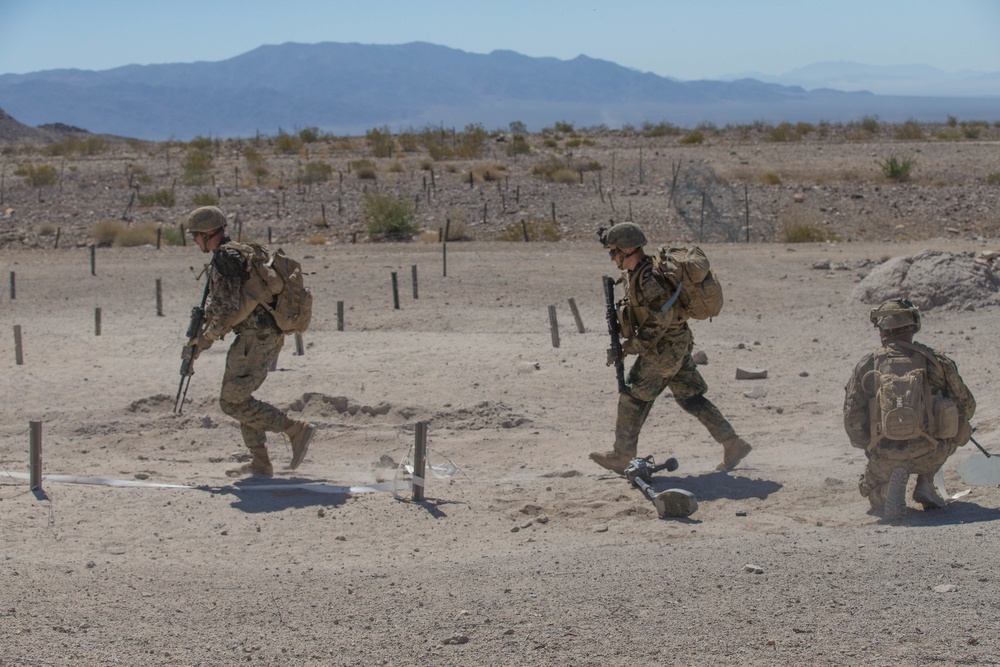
{"left": 443, "top": 635, "right": 469, "bottom": 645}
{"left": 536, "top": 515, "right": 550, "bottom": 524}
{"left": 932, "top": 584, "right": 958, "bottom": 593}
{"left": 799, "top": 371, "right": 809, "bottom": 377}
{"left": 744, "top": 564, "right": 764, "bottom": 574}
{"left": 134, "top": 472, "right": 149, "bottom": 480}
{"left": 593, "top": 524, "right": 609, "bottom": 533}
{"left": 692, "top": 350, "right": 709, "bottom": 365}
{"left": 736, "top": 367, "right": 768, "bottom": 380}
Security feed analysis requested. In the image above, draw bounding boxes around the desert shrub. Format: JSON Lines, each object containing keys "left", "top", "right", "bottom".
{"left": 565, "top": 138, "right": 582, "bottom": 148}
{"left": 115, "top": 223, "right": 159, "bottom": 247}
{"left": 961, "top": 123, "right": 982, "bottom": 139}
{"left": 366, "top": 126, "right": 395, "bottom": 158}
{"left": 17, "top": 163, "right": 58, "bottom": 187}
{"left": 300, "top": 161, "right": 333, "bottom": 184}
{"left": 419, "top": 158, "right": 434, "bottom": 171}
{"left": 784, "top": 223, "right": 828, "bottom": 243}
{"left": 947, "top": 115, "right": 959, "bottom": 127}
{"left": 363, "top": 192, "right": 418, "bottom": 240}
{"left": 191, "top": 192, "right": 218, "bottom": 206}
{"left": 298, "top": 127, "right": 320, "bottom": 143}
{"left": 680, "top": 131, "right": 705, "bottom": 144}
{"left": 794, "top": 122, "right": 814, "bottom": 136}
{"left": 138, "top": 189, "right": 176, "bottom": 207}
{"left": 181, "top": 149, "right": 213, "bottom": 185}
{"left": 397, "top": 132, "right": 420, "bottom": 152}
{"left": 506, "top": 134, "right": 531, "bottom": 156}
{"left": 761, "top": 172, "right": 782, "bottom": 185}
{"left": 542, "top": 138, "right": 559, "bottom": 149}
{"left": 986, "top": 172, "right": 1000, "bottom": 185}
{"left": 188, "top": 136, "right": 214, "bottom": 150}
{"left": 274, "top": 132, "right": 303, "bottom": 154}
{"left": 935, "top": 129, "right": 963, "bottom": 140}
{"left": 551, "top": 168, "right": 579, "bottom": 184}
{"left": 767, "top": 123, "right": 803, "bottom": 142}
{"left": 244, "top": 148, "right": 269, "bottom": 184}
{"left": 894, "top": 119, "right": 924, "bottom": 140}
{"left": 553, "top": 121, "right": 575, "bottom": 133}
{"left": 351, "top": 159, "right": 377, "bottom": 180}
{"left": 472, "top": 163, "right": 506, "bottom": 182}
{"left": 860, "top": 115, "right": 880, "bottom": 134}
{"left": 878, "top": 154, "right": 915, "bottom": 182}
{"left": 386, "top": 160, "right": 405, "bottom": 174}
{"left": 161, "top": 226, "right": 184, "bottom": 246}
{"left": 93, "top": 219, "right": 125, "bottom": 246}
{"left": 509, "top": 120, "right": 528, "bottom": 134}
{"left": 307, "top": 235, "right": 328, "bottom": 245}
{"left": 496, "top": 217, "right": 561, "bottom": 242}
{"left": 38, "top": 222, "right": 56, "bottom": 236}
{"left": 643, "top": 121, "right": 681, "bottom": 137}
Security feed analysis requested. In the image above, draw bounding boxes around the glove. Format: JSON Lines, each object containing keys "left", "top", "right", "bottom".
{"left": 186, "top": 336, "right": 212, "bottom": 360}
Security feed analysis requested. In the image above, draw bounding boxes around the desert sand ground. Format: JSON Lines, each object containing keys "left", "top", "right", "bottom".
{"left": 2, "top": 232, "right": 999, "bottom": 666}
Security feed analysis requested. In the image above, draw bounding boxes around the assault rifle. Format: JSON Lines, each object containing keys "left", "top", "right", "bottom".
{"left": 174, "top": 281, "right": 210, "bottom": 414}
{"left": 624, "top": 455, "right": 698, "bottom": 518}
{"left": 603, "top": 275, "right": 627, "bottom": 394}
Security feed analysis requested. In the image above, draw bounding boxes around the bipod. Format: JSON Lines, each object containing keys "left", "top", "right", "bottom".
{"left": 623, "top": 456, "right": 698, "bottom": 518}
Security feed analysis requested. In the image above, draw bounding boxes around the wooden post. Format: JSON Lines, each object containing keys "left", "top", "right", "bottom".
{"left": 54, "top": 228, "right": 61, "bottom": 249}
{"left": 29, "top": 421, "right": 42, "bottom": 492}
{"left": 551, "top": 201, "right": 556, "bottom": 224}
{"left": 745, "top": 183, "right": 750, "bottom": 243}
{"left": 9, "top": 271, "right": 14, "bottom": 300}
{"left": 337, "top": 301, "right": 344, "bottom": 331}
{"left": 180, "top": 224, "right": 186, "bottom": 246}
{"left": 411, "top": 265, "right": 418, "bottom": 299}
{"left": 391, "top": 272, "right": 399, "bottom": 310}
{"left": 521, "top": 219, "right": 529, "bottom": 242}
{"left": 442, "top": 218, "right": 450, "bottom": 277}
{"left": 321, "top": 203, "right": 328, "bottom": 227}
{"left": 94, "top": 308, "right": 101, "bottom": 336}
{"left": 482, "top": 202, "right": 487, "bottom": 224}
{"left": 568, "top": 298, "right": 585, "bottom": 333}
{"left": 548, "top": 305, "right": 560, "bottom": 348}
{"left": 412, "top": 422, "right": 427, "bottom": 502}
{"left": 90, "top": 244, "right": 96, "bottom": 276}
{"left": 268, "top": 227, "right": 272, "bottom": 244}
{"left": 236, "top": 212, "right": 242, "bottom": 242}
{"left": 294, "top": 333, "right": 305, "bottom": 356}
{"left": 700, "top": 192, "right": 706, "bottom": 243}
{"left": 156, "top": 227, "right": 162, "bottom": 250}
{"left": 14, "top": 325, "right": 23, "bottom": 365}
{"left": 156, "top": 278, "right": 163, "bottom": 317}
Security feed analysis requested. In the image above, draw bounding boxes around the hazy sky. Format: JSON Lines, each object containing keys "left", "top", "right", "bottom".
{"left": 2, "top": 0, "right": 1000, "bottom": 79}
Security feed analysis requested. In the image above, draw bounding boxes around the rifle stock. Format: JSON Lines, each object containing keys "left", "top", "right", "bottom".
{"left": 603, "top": 275, "right": 627, "bottom": 394}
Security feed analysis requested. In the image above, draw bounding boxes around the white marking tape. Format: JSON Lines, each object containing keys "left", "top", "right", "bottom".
{"left": 0, "top": 470, "right": 395, "bottom": 494}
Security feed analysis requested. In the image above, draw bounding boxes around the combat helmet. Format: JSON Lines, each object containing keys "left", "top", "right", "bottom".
{"left": 187, "top": 206, "right": 227, "bottom": 233}
{"left": 601, "top": 222, "right": 647, "bottom": 249}
{"left": 869, "top": 297, "right": 921, "bottom": 334}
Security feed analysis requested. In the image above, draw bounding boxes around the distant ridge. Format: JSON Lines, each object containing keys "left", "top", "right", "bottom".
{"left": 1, "top": 43, "right": 998, "bottom": 141}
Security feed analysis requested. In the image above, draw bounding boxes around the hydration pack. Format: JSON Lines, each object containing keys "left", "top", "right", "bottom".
{"left": 652, "top": 246, "right": 724, "bottom": 320}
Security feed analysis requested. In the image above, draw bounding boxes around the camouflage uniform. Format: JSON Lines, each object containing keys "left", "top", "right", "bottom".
{"left": 844, "top": 340, "right": 975, "bottom": 510}
{"left": 201, "top": 238, "right": 298, "bottom": 472}
{"left": 611, "top": 254, "right": 748, "bottom": 468}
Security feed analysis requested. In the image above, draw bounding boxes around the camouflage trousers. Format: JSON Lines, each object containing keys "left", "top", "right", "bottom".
{"left": 219, "top": 326, "right": 290, "bottom": 450}
{"left": 613, "top": 339, "right": 736, "bottom": 459}
{"left": 859, "top": 438, "right": 953, "bottom": 508}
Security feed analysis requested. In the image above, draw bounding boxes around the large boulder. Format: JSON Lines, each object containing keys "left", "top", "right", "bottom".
{"left": 853, "top": 249, "right": 1000, "bottom": 310}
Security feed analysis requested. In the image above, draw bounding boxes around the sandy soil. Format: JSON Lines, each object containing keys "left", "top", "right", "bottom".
{"left": 2, "top": 234, "right": 998, "bottom": 666}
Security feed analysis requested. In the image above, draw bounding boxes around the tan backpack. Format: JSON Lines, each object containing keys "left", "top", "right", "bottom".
{"left": 863, "top": 343, "right": 958, "bottom": 450}
{"left": 652, "top": 246, "right": 724, "bottom": 320}
{"left": 234, "top": 243, "right": 313, "bottom": 335}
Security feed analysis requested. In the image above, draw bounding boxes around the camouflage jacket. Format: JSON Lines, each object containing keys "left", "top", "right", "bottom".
{"left": 202, "top": 239, "right": 270, "bottom": 341}
{"left": 843, "top": 340, "right": 976, "bottom": 449}
{"left": 618, "top": 254, "right": 688, "bottom": 358}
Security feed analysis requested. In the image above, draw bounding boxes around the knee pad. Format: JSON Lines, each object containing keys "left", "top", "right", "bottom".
{"left": 678, "top": 394, "right": 708, "bottom": 413}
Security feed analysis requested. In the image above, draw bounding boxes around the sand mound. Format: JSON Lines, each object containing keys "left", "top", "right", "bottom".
{"left": 852, "top": 249, "right": 1000, "bottom": 310}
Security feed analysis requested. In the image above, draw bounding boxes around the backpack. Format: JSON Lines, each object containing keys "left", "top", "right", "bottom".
{"left": 652, "top": 246, "right": 724, "bottom": 320}
{"left": 862, "top": 343, "right": 957, "bottom": 450}
{"left": 261, "top": 247, "right": 312, "bottom": 334}
{"left": 235, "top": 243, "right": 313, "bottom": 335}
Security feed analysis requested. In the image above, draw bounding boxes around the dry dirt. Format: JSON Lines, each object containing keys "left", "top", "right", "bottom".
{"left": 1, "top": 132, "right": 1000, "bottom": 666}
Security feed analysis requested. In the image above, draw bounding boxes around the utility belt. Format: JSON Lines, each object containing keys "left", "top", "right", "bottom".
{"left": 233, "top": 304, "right": 281, "bottom": 334}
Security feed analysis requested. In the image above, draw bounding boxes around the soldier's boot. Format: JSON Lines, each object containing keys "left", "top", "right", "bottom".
{"left": 591, "top": 393, "right": 647, "bottom": 475}
{"left": 589, "top": 450, "right": 632, "bottom": 475}
{"left": 912, "top": 473, "right": 947, "bottom": 510}
{"left": 226, "top": 446, "right": 274, "bottom": 478}
{"left": 882, "top": 467, "right": 908, "bottom": 520}
{"left": 716, "top": 436, "right": 753, "bottom": 471}
{"left": 284, "top": 420, "right": 316, "bottom": 470}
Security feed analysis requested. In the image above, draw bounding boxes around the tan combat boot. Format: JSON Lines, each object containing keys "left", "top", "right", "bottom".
{"left": 284, "top": 420, "right": 316, "bottom": 470}
{"left": 912, "top": 473, "right": 947, "bottom": 510}
{"left": 717, "top": 436, "right": 752, "bottom": 471}
{"left": 226, "top": 446, "right": 274, "bottom": 478}
{"left": 589, "top": 450, "right": 632, "bottom": 475}
{"left": 882, "top": 467, "right": 908, "bottom": 520}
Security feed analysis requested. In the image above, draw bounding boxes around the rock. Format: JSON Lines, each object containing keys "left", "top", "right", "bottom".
{"left": 736, "top": 367, "right": 768, "bottom": 380}
{"left": 812, "top": 260, "right": 831, "bottom": 270}
{"left": 932, "top": 584, "right": 958, "bottom": 593}
{"left": 744, "top": 564, "right": 764, "bottom": 574}
{"left": 692, "top": 350, "right": 709, "bottom": 365}
{"left": 743, "top": 386, "right": 767, "bottom": 399}
{"left": 593, "top": 524, "right": 609, "bottom": 533}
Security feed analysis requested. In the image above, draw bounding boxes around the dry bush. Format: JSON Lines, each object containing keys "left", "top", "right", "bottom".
{"left": 307, "top": 235, "right": 328, "bottom": 245}
{"left": 471, "top": 163, "right": 507, "bottom": 182}
{"left": 116, "top": 223, "right": 160, "bottom": 247}
{"left": 496, "top": 217, "right": 561, "bottom": 242}
{"left": 93, "top": 219, "right": 125, "bottom": 246}
{"left": 761, "top": 172, "right": 782, "bottom": 185}
{"left": 386, "top": 160, "right": 405, "bottom": 174}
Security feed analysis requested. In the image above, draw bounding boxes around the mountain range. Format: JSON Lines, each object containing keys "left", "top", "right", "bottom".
{"left": 1, "top": 42, "right": 998, "bottom": 141}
